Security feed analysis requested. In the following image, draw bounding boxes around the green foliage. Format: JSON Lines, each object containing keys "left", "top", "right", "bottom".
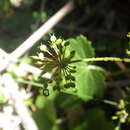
{"left": 81, "top": 107, "right": 115, "bottom": 130}
{"left": 0, "top": 0, "right": 12, "bottom": 14}
{"left": 7, "top": 34, "right": 130, "bottom": 130}
{"left": 32, "top": 35, "right": 106, "bottom": 101}
{"left": 0, "top": 11, "right": 35, "bottom": 52}
{"left": 69, "top": 107, "right": 115, "bottom": 130}
{"left": 68, "top": 35, "right": 95, "bottom": 65}
{"left": 32, "top": 95, "right": 59, "bottom": 130}
{"left": 63, "top": 35, "right": 106, "bottom": 101}
{"left": 75, "top": 66, "right": 106, "bottom": 100}
{"left": 1, "top": 0, "right": 130, "bottom": 129}
{"left": 30, "top": 35, "right": 114, "bottom": 130}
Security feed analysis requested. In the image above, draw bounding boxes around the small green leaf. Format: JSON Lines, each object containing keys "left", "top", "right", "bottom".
{"left": 68, "top": 35, "right": 95, "bottom": 65}
{"left": 76, "top": 66, "right": 106, "bottom": 101}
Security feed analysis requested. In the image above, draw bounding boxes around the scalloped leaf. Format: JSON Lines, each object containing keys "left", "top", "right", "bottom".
{"left": 63, "top": 35, "right": 106, "bottom": 101}
{"left": 76, "top": 65, "right": 106, "bottom": 101}
{"left": 63, "top": 65, "right": 106, "bottom": 101}
{"left": 68, "top": 35, "right": 95, "bottom": 65}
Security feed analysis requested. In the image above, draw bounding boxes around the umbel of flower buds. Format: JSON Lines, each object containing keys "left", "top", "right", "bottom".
{"left": 31, "top": 35, "right": 76, "bottom": 96}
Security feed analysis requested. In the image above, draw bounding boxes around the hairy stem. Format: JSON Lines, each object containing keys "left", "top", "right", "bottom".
{"left": 70, "top": 57, "right": 130, "bottom": 63}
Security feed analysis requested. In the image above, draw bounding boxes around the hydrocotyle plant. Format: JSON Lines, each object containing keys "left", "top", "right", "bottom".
{"left": 31, "top": 34, "right": 130, "bottom": 97}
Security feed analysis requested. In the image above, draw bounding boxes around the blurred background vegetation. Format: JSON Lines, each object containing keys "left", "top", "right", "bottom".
{"left": 0, "top": 0, "right": 130, "bottom": 130}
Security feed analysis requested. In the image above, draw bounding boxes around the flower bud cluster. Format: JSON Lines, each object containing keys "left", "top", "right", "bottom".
{"left": 31, "top": 35, "right": 76, "bottom": 95}
{"left": 112, "top": 100, "right": 130, "bottom": 124}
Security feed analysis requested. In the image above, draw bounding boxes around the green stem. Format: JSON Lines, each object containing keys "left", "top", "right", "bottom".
{"left": 17, "top": 79, "right": 43, "bottom": 88}
{"left": 102, "top": 99, "right": 118, "bottom": 106}
{"left": 70, "top": 57, "right": 130, "bottom": 63}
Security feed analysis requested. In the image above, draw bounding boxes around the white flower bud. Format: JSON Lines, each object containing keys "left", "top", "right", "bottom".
{"left": 50, "top": 35, "right": 57, "bottom": 42}
{"left": 38, "top": 53, "right": 44, "bottom": 59}
{"left": 40, "top": 44, "right": 48, "bottom": 52}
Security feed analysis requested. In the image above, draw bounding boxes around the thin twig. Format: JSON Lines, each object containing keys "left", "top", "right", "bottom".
{"left": 0, "top": 49, "right": 51, "bottom": 79}
{"left": 0, "top": 48, "right": 8, "bottom": 59}
{"left": 0, "top": 0, "right": 74, "bottom": 72}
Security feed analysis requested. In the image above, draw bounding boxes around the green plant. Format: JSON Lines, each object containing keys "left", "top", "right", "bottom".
{"left": 30, "top": 34, "right": 130, "bottom": 130}
{"left": 31, "top": 34, "right": 130, "bottom": 97}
